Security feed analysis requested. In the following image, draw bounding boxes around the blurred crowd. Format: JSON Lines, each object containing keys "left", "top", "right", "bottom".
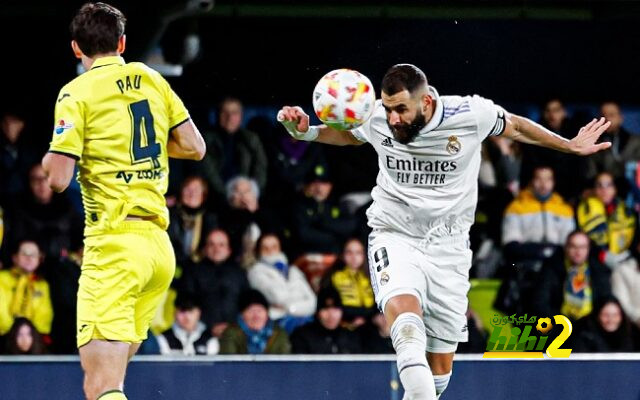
{"left": 0, "top": 97, "right": 639, "bottom": 355}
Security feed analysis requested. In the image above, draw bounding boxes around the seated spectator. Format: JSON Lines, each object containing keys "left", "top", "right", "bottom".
{"left": 290, "top": 286, "right": 362, "bottom": 354}
{"left": 156, "top": 295, "right": 219, "bottom": 355}
{"left": 573, "top": 297, "right": 640, "bottom": 352}
{"left": 46, "top": 243, "right": 82, "bottom": 354}
{"left": 3, "top": 318, "right": 47, "bottom": 355}
{"left": 247, "top": 233, "right": 315, "bottom": 333}
{"left": 219, "top": 289, "right": 291, "bottom": 354}
{"left": 5, "top": 164, "right": 83, "bottom": 260}
{"left": 502, "top": 166, "right": 575, "bottom": 266}
{"left": 587, "top": 101, "right": 640, "bottom": 180}
{"left": 168, "top": 175, "right": 218, "bottom": 268}
{"left": 520, "top": 98, "right": 588, "bottom": 203}
{"left": 0, "top": 204, "right": 4, "bottom": 261}
{"left": 325, "top": 238, "right": 376, "bottom": 328}
{"left": 357, "top": 312, "right": 393, "bottom": 354}
{"left": 292, "top": 163, "right": 357, "bottom": 255}
{"left": 497, "top": 166, "right": 575, "bottom": 315}
{"left": 0, "top": 240, "right": 52, "bottom": 336}
{"left": 179, "top": 229, "right": 249, "bottom": 337}
{"left": 0, "top": 110, "right": 39, "bottom": 204}
{"left": 220, "top": 176, "right": 284, "bottom": 266}
{"left": 199, "top": 97, "right": 268, "bottom": 204}
{"left": 611, "top": 242, "right": 640, "bottom": 329}
{"left": 577, "top": 172, "right": 636, "bottom": 268}
{"left": 532, "top": 230, "right": 611, "bottom": 321}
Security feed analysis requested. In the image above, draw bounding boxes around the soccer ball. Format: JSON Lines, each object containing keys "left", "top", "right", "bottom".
{"left": 312, "top": 68, "right": 376, "bottom": 131}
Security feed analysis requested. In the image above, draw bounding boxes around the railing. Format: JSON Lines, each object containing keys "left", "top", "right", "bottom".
{"left": 1, "top": 354, "right": 639, "bottom": 399}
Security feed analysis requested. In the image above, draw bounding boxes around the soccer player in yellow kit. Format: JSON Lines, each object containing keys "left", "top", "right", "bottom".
{"left": 41, "top": 3, "right": 206, "bottom": 400}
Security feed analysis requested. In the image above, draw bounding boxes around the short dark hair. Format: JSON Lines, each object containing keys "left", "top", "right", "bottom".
{"left": 70, "top": 2, "right": 126, "bottom": 57}
{"left": 381, "top": 64, "right": 428, "bottom": 96}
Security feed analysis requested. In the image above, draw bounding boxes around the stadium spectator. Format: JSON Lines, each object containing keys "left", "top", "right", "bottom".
{"left": 532, "top": 231, "right": 611, "bottom": 321}
{"left": 156, "top": 294, "right": 219, "bottom": 355}
{"left": 3, "top": 318, "right": 47, "bottom": 355}
{"left": 247, "top": 233, "right": 315, "bottom": 333}
{"left": 168, "top": 175, "right": 218, "bottom": 269}
{"left": 0, "top": 240, "right": 52, "bottom": 336}
{"left": 497, "top": 166, "right": 575, "bottom": 314}
{"left": 325, "top": 238, "right": 376, "bottom": 328}
{"left": 200, "top": 97, "right": 268, "bottom": 204}
{"left": 262, "top": 124, "right": 327, "bottom": 207}
{"left": 357, "top": 312, "right": 394, "bottom": 354}
{"left": 219, "top": 176, "right": 283, "bottom": 265}
{"left": 587, "top": 101, "right": 640, "bottom": 180}
{"left": 0, "top": 205, "right": 4, "bottom": 260}
{"left": 219, "top": 289, "right": 291, "bottom": 354}
{"left": 290, "top": 286, "right": 362, "bottom": 354}
{"left": 179, "top": 229, "right": 249, "bottom": 337}
{"left": 0, "top": 111, "right": 38, "bottom": 204}
{"left": 292, "top": 163, "right": 357, "bottom": 255}
{"left": 519, "top": 99, "right": 588, "bottom": 203}
{"left": 577, "top": 172, "right": 637, "bottom": 268}
{"left": 46, "top": 243, "right": 82, "bottom": 354}
{"left": 573, "top": 297, "right": 640, "bottom": 352}
{"left": 502, "top": 166, "right": 575, "bottom": 267}
{"left": 4, "top": 164, "right": 83, "bottom": 260}
{"left": 611, "top": 243, "right": 640, "bottom": 329}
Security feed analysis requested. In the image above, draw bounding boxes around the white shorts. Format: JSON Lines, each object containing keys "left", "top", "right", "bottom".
{"left": 368, "top": 229, "right": 472, "bottom": 343}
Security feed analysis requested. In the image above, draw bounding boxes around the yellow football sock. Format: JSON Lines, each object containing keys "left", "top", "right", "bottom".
{"left": 97, "top": 390, "right": 127, "bottom": 399}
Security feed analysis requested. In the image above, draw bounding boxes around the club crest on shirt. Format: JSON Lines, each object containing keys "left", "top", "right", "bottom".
{"left": 54, "top": 119, "right": 74, "bottom": 134}
{"left": 380, "top": 272, "right": 390, "bottom": 286}
{"left": 446, "top": 135, "right": 461, "bottom": 154}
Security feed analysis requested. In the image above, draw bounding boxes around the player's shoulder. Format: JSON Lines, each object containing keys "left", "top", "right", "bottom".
{"left": 126, "top": 62, "right": 167, "bottom": 84}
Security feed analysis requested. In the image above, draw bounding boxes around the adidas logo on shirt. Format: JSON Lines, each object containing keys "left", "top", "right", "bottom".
{"left": 381, "top": 137, "right": 394, "bottom": 147}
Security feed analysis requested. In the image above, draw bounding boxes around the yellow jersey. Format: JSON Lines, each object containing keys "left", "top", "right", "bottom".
{"left": 49, "top": 56, "right": 189, "bottom": 235}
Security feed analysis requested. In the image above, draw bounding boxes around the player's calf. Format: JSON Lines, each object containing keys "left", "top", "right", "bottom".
{"left": 391, "top": 312, "right": 437, "bottom": 400}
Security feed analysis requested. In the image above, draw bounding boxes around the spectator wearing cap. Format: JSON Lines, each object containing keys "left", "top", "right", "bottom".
{"left": 290, "top": 286, "right": 362, "bottom": 354}
{"left": 291, "top": 163, "right": 357, "bottom": 256}
{"left": 219, "top": 289, "right": 291, "bottom": 354}
{"left": 156, "top": 294, "right": 219, "bottom": 356}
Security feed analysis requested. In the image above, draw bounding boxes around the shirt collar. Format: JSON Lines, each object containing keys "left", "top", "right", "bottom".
{"left": 90, "top": 55, "right": 125, "bottom": 70}
{"left": 414, "top": 86, "right": 444, "bottom": 141}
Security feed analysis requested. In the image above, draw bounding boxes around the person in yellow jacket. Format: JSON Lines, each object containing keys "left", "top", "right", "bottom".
{"left": 329, "top": 238, "right": 376, "bottom": 328}
{"left": 0, "top": 240, "right": 53, "bottom": 336}
{"left": 577, "top": 172, "right": 636, "bottom": 268}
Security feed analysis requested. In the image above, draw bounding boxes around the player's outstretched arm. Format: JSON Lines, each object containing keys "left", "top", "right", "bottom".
{"left": 277, "top": 106, "right": 363, "bottom": 146}
{"left": 502, "top": 113, "right": 611, "bottom": 156}
{"left": 42, "top": 152, "right": 76, "bottom": 193}
{"left": 168, "top": 119, "right": 207, "bottom": 160}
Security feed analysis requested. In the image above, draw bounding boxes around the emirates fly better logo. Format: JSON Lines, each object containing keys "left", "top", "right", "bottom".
{"left": 483, "top": 314, "right": 573, "bottom": 358}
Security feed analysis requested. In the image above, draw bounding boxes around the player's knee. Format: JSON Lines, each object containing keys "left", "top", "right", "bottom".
{"left": 433, "top": 371, "right": 452, "bottom": 399}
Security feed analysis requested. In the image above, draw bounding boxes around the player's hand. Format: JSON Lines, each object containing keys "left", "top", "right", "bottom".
{"left": 568, "top": 117, "right": 612, "bottom": 156}
{"left": 277, "top": 106, "right": 311, "bottom": 139}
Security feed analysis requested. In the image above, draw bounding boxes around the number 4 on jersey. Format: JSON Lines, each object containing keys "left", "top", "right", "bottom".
{"left": 129, "top": 99, "right": 160, "bottom": 168}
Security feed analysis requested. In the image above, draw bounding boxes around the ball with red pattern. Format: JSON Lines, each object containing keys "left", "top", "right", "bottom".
{"left": 312, "top": 68, "right": 376, "bottom": 131}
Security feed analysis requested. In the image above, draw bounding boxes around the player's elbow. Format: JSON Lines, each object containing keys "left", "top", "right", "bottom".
{"left": 194, "top": 143, "right": 206, "bottom": 160}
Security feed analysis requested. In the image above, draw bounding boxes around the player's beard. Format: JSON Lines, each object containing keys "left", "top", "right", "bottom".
{"left": 388, "top": 111, "right": 427, "bottom": 144}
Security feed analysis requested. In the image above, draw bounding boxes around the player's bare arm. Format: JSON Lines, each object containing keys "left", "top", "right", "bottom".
{"left": 42, "top": 152, "right": 76, "bottom": 192}
{"left": 502, "top": 113, "right": 612, "bottom": 156}
{"left": 167, "top": 119, "right": 207, "bottom": 160}
{"left": 277, "top": 105, "right": 364, "bottom": 146}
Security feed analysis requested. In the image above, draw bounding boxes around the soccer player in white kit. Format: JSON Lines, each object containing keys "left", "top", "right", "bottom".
{"left": 277, "top": 64, "right": 611, "bottom": 400}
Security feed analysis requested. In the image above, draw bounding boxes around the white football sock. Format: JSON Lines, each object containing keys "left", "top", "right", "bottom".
{"left": 391, "top": 312, "right": 436, "bottom": 400}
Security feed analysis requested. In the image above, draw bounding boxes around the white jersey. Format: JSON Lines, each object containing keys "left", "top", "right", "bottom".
{"left": 352, "top": 86, "right": 506, "bottom": 239}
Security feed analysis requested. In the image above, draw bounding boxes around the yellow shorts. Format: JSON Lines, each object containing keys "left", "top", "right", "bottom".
{"left": 77, "top": 220, "right": 175, "bottom": 348}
